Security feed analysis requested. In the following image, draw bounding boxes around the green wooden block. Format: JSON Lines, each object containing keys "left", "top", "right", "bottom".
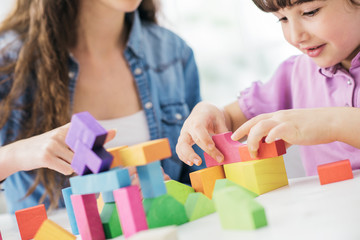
{"left": 213, "top": 186, "right": 267, "bottom": 230}
{"left": 214, "top": 179, "right": 258, "bottom": 198}
{"left": 165, "top": 180, "right": 195, "bottom": 204}
{"left": 143, "top": 194, "right": 188, "bottom": 228}
{"left": 100, "top": 202, "right": 122, "bottom": 238}
{"left": 185, "top": 192, "right": 215, "bottom": 221}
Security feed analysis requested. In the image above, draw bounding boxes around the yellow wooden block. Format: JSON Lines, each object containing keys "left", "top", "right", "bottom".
{"left": 34, "top": 219, "right": 76, "bottom": 240}
{"left": 118, "top": 138, "right": 172, "bottom": 166}
{"left": 190, "top": 165, "right": 225, "bottom": 199}
{"left": 107, "top": 145, "right": 128, "bottom": 168}
{"left": 97, "top": 193, "right": 105, "bottom": 213}
{"left": 224, "top": 156, "right": 288, "bottom": 195}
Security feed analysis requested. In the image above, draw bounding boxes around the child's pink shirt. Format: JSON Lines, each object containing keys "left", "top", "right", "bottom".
{"left": 238, "top": 51, "right": 360, "bottom": 176}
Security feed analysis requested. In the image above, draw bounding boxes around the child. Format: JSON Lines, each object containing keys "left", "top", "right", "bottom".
{"left": 0, "top": 0, "right": 204, "bottom": 213}
{"left": 176, "top": 0, "right": 360, "bottom": 176}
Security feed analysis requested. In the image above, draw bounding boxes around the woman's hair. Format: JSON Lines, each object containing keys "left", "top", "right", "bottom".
{"left": 0, "top": 0, "right": 158, "bottom": 210}
{"left": 252, "top": 0, "right": 360, "bottom": 12}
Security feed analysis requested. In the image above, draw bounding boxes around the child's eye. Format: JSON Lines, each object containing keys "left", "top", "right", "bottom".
{"left": 303, "top": 8, "right": 320, "bottom": 17}
{"left": 278, "top": 17, "right": 288, "bottom": 23}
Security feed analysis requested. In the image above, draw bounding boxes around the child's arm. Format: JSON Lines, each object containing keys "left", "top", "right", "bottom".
{"left": 231, "top": 107, "right": 360, "bottom": 158}
{"left": 176, "top": 101, "right": 247, "bottom": 166}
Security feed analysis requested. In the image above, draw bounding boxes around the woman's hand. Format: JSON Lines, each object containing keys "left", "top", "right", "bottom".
{"left": 176, "top": 102, "right": 229, "bottom": 166}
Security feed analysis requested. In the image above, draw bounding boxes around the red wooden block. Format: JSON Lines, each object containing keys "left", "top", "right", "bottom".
{"left": 204, "top": 132, "right": 244, "bottom": 167}
{"left": 239, "top": 137, "right": 286, "bottom": 161}
{"left": 317, "top": 159, "right": 353, "bottom": 185}
{"left": 0, "top": 230, "right": 3, "bottom": 240}
{"left": 15, "top": 204, "right": 47, "bottom": 240}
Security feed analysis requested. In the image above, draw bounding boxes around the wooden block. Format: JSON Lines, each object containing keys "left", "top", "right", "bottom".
{"left": 137, "top": 161, "right": 167, "bottom": 198}
{"left": 224, "top": 156, "right": 288, "bottom": 195}
{"left": 204, "top": 132, "right": 244, "bottom": 167}
{"left": 165, "top": 180, "right": 195, "bottom": 205}
{"left": 143, "top": 194, "right": 188, "bottom": 229}
{"left": 0, "top": 231, "right": 2, "bottom": 240}
{"left": 15, "top": 204, "right": 47, "bottom": 240}
{"left": 213, "top": 186, "right": 267, "bottom": 230}
{"left": 97, "top": 193, "right": 105, "bottom": 213}
{"left": 128, "top": 226, "right": 178, "bottom": 240}
{"left": 107, "top": 145, "right": 128, "bottom": 168}
{"left": 65, "top": 111, "right": 107, "bottom": 150}
{"left": 189, "top": 165, "right": 225, "bottom": 199}
{"left": 101, "top": 190, "right": 115, "bottom": 203}
{"left": 61, "top": 187, "right": 79, "bottom": 235}
{"left": 113, "top": 185, "right": 148, "bottom": 238}
{"left": 70, "top": 167, "right": 131, "bottom": 195}
{"left": 100, "top": 203, "right": 122, "bottom": 239}
{"left": 71, "top": 140, "right": 113, "bottom": 175}
{"left": 317, "top": 159, "right": 353, "bottom": 185}
{"left": 239, "top": 137, "right": 286, "bottom": 161}
{"left": 118, "top": 138, "right": 172, "bottom": 166}
{"left": 34, "top": 219, "right": 76, "bottom": 240}
{"left": 71, "top": 194, "right": 105, "bottom": 240}
{"left": 185, "top": 192, "right": 215, "bottom": 221}
{"left": 214, "top": 179, "right": 258, "bottom": 198}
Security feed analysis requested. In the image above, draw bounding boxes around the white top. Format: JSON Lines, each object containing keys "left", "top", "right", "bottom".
{"left": 98, "top": 110, "right": 150, "bottom": 149}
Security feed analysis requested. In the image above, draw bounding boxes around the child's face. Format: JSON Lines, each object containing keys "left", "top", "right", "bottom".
{"left": 274, "top": 0, "right": 360, "bottom": 69}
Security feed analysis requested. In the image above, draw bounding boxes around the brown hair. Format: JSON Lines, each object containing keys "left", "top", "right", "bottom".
{"left": 0, "top": 0, "right": 158, "bottom": 210}
{"left": 252, "top": 0, "right": 360, "bottom": 12}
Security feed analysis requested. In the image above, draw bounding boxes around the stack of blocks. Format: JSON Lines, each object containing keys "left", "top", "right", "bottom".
{"left": 189, "top": 131, "right": 288, "bottom": 230}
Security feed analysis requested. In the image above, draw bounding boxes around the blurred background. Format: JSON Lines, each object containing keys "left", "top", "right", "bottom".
{"left": 0, "top": 0, "right": 305, "bottom": 213}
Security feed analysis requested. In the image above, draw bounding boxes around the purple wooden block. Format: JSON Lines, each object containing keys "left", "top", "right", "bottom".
{"left": 66, "top": 111, "right": 108, "bottom": 150}
{"left": 72, "top": 140, "right": 113, "bottom": 175}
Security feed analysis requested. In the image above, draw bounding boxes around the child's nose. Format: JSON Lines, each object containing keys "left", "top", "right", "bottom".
{"left": 288, "top": 21, "right": 308, "bottom": 46}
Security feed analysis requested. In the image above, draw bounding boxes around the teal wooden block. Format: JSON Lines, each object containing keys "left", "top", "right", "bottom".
{"left": 185, "top": 192, "right": 215, "bottom": 221}
{"left": 165, "top": 180, "right": 195, "bottom": 205}
{"left": 61, "top": 187, "right": 79, "bottom": 235}
{"left": 100, "top": 203, "right": 122, "bottom": 238}
{"left": 70, "top": 167, "right": 131, "bottom": 195}
{"left": 213, "top": 186, "right": 267, "bottom": 230}
{"left": 214, "top": 179, "right": 258, "bottom": 198}
{"left": 137, "top": 161, "right": 167, "bottom": 198}
{"left": 143, "top": 194, "right": 188, "bottom": 228}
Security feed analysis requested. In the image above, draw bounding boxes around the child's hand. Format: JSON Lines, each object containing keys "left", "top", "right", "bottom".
{"left": 127, "top": 166, "right": 171, "bottom": 186}
{"left": 231, "top": 108, "right": 340, "bottom": 158}
{"left": 176, "top": 102, "right": 229, "bottom": 166}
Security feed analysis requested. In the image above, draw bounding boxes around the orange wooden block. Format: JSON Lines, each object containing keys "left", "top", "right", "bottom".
{"left": 239, "top": 138, "right": 286, "bottom": 161}
{"left": 15, "top": 204, "right": 47, "bottom": 240}
{"left": 34, "top": 219, "right": 76, "bottom": 240}
{"left": 189, "top": 166, "right": 225, "bottom": 199}
{"left": 317, "top": 159, "right": 353, "bottom": 185}
{"left": 107, "top": 145, "right": 128, "bottom": 168}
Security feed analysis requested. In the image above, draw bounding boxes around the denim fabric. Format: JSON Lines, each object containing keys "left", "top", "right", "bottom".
{"left": 0, "top": 11, "right": 205, "bottom": 213}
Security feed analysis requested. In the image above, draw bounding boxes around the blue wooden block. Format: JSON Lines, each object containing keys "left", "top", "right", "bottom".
{"left": 70, "top": 168, "right": 131, "bottom": 195}
{"left": 65, "top": 111, "right": 107, "bottom": 150}
{"left": 102, "top": 191, "right": 115, "bottom": 203}
{"left": 137, "top": 161, "right": 167, "bottom": 198}
{"left": 62, "top": 187, "right": 79, "bottom": 235}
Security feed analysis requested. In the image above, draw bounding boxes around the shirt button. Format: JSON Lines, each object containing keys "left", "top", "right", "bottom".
{"left": 68, "top": 71, "right": 75, "bottom": 79}
{"left": 175, "top": 113, "right": 182, "bottom": 120}
{"left": 345, "top": 103, "right": 350, "bottom": 107}
{"left": 134, "top": 68, "right": 142, "bottom": 75}
{"left": 144, "top": 102, "right": 153, "bottom": 109}
{"left": 347, "top": 79, "right": 352, "bottom": 85}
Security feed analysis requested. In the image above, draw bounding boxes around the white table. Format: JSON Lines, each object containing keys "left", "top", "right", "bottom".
{"left": 1, "top": 171, "right": 360, "bottom": 240}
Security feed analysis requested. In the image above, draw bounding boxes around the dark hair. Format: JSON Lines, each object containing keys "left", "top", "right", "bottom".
{"left": 252, "top": 0, "right": 360, "bottom": 12}
{"left": 0, "top": 0, "right": 158, "bottom": 210}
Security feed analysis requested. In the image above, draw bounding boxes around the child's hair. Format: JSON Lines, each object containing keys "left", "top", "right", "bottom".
{"left": 252, "top": 0, "right": 360, "bottom": 12}
{"left": 0, "top": 0, "right": 158, "bottom": 210}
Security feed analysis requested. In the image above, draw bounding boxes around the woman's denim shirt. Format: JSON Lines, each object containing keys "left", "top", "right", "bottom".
{"left": 0, "top": 11, "right": 205, "bottom": 213}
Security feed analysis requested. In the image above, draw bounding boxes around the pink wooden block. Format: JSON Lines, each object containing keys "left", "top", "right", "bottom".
{"left": 113, "top": 186, "right": 148, "bottom": 238}
{"left": 70, "top": 194, "right": 105, "bottom": 240}
{"left": 0, "top": 231, "right": 3, "bottom": 240}
{"left": 204, "top": 132, "right": 244, "bottom": 167}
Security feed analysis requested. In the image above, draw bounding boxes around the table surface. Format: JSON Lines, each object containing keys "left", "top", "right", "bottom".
{"left": 1, "top": 171, "right": 360, "bottom": 240}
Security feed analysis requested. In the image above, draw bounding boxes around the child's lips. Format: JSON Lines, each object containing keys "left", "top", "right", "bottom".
{"left": 304, "top": 44, "right": 326, "bottom": 57}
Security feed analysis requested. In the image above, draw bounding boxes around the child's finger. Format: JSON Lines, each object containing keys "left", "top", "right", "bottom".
{"left": 105, "top": 129, "right": 117, "bottom": 143}
{"left": 47, "top": 157, "right": 74, "bottom": 175}
{"left": 231, "top": 113, "right": 271, "bottom": 141}
{"left": 266, "top": 122, "right": 296, "bottom": 145}
{"left": 176, "top": 134, "right": 200, "bottom": 166}
{"left": 190, "top": 128, "right": 224, "bottom": 163}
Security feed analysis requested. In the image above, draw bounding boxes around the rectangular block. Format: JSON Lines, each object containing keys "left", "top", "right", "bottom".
{"left": 70, "top": 167, "right": 131, "bottom": 195}
{"left": 189, "top": 165, "right": 225, "bottom": 199}
{"left": 66, "top": 111, "right": 107, "bottom": 150}
{"left": 61, "top": 187, "right": 79, "bottom": 235}
{"left": 15, "top": 204, "right": 47, "bottom": 240}
{"left": 239, "top": 138, "right": 286, "bottom": 161}
{"left": 107, "top": 145, "right": 128, "bottom": 168}
{"left": 100, "top": 203, "right": 122, "bottom": 239}
{"left": 114, "top": 186, "right": 148, "bottom": 238}
{"left": 137, "top": 161, "right": 167, "bottom": 198}
{"left": 34, "top": 219, "right": 76, "bottom": 240}
{"left": 118, "top": 139, "right": 172, "bottom": 166}
{"left": 71, "top": 194, "right": 105, "bottom": 240}
{"left": 317, "top": 159, "right": 353, "bottom": 185}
